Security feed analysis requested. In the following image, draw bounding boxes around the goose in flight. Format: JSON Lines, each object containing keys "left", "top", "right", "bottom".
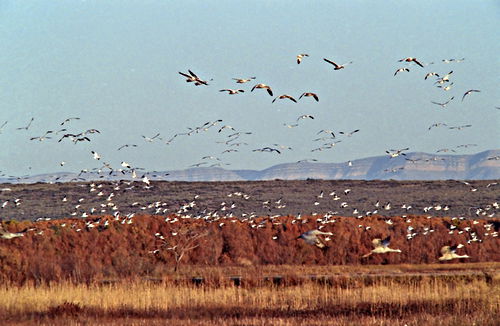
{"left": 439, "top": 244, "right": 470, "bottom": 261}
{"left": 386, "top": 148, "right": 409, "bottom": 158}
{"left": 296, "top": 114, "right": 314, "bottom": 122}
{"left": 272, "top": 94, "right": 297, "bottom": 103}
{"left": 437, "top": 82, "right": 454, "bottom": 91}
{"left": 435, "top": 71, "right": 453, "bottom": 84}
{"left": 0, "top": 225, "right": 28, "bottom": 239}
{"left": 323, "top": 58, "right": 353, "bottom": 70}
{"left": 30, "top": 130, "right": 53, "bottom": 141}
{"left": 462, "top": 89, "right": 480, "bottom": 101}
{"left": 339, "top": 129, "right": 360, "bottom": 137}
{"left": 398, "top": 57, "right": 424, "bottom": 67}
{"left": 362, "top": 236, "right": 401, "bottom": 258}
{"left": 142, "top": 133, "right": 161, "bottom": 142}
{"left": 117, "top": 144, "right": 138, "bottom": 150}
{"left": 252, "top": 147, "right": 281, "bottom": 154}
{"left": 219, "top": 89, "right": 245, "bottom": 95}
{"left": 232, "top": 77, "right": 256, "bottom": 83}
{"left": 251, "top": 83, "right": 273, "bottom": 96}
{"left": 178, "top": 70, "right": 209, "bottom": 86}
{"left": 0, "top": 121, "right": 7, "bottom": 133}
{"left": 297, "top": 229, "right": 333, "bottom": 248}
{"left": 299, "top": 92, "right": 319, "bottom": 102}
{"left": 60, "top": 117, "right": 80, "bottom": 125}
{"left": 448, "top": 124, "right": 472, "bottom": 130}
{"left": 431, "top": 97, "right": 454, "bottom": 108}
{"left": 16, "top": 117, "right": 34, "bottom": 130}
{"left": 296, "top": 53, "right": 309, "bottom": 64}
{"left": 394, "top": 68, "right": 409, "bottom": 76}
{"left": 424, "top": 72, "right": 439, "bottom": 80}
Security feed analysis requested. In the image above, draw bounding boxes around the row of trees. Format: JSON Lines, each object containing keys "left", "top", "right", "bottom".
{"left": 0, "top": 214, "right": 498, "bottom": 284}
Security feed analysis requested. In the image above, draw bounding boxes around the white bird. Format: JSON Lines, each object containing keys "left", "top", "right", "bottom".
{"left": 297, "top": 114, "right": 314, "bottom": 122}
{"left": 296, "top": 53, "right": 309, "bottom": 64}
{"left": 362, "top": 236, "right": 401, "bottom": 258}
{"left": 297, "top": 229, "right": 333, "bottom": 248}
{"left": 232, "top": 77, "right": 256, "bottom": 84}
{"left": 323, "top": 58, "right": 353, "bottom": 70}
{"left": 394, "top": 68, "right": 409, "bottom": 76}
{"left": 431, "top": 97, "right": 454, "bottom": 108}
{"left": 219, "top": 89, "right": 245, "bottom": 95}
{"left": 439, "top": 245, "right": 470, "bottom": 261}
{"left": 91, "top": 151, "right": 101, "bottom": 160}
{"left": 0, "top": 226, "right": 27, "bottom": 239}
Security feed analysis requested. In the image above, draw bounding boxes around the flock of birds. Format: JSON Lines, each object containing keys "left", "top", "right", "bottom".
{"left": 0, "top": 53, "right": 498, "bottom": 266}
{"left": 1, "top": 177, "right": 497, "bottom": 263}
{"left": 1, "top": 52, "right": 496, "bottom": 184}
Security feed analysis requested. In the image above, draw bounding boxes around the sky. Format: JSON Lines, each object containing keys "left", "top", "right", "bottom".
{"left": 1, "top": 0, "right": 499, "bottom": 177}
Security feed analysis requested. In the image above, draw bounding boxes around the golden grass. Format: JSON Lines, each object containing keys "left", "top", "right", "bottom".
{"left": 1, "top": 264, "right": 499, "bottom": 325}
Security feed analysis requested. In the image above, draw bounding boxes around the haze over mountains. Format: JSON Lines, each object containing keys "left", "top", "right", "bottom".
{"left": 3, "top": 150, "right": 499, "bottom": 184}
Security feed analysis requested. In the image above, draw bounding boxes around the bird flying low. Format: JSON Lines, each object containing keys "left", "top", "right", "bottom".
{"left": 439, "top": 244, "right": 470, "bottom": 261}
{"left": 251, "top": 83, "right": 273, "bottom": 96}
{"left": 362, "top": 236, "right": 401, "bottom": 258}
{"left": 386, "top": 148, "right": 409, "bottom": 158}
{"left": 297, "top": 229, "right": 333, "bottom": 249}
{"left": 323, "top": 58, "right": 353, "bottom": 70}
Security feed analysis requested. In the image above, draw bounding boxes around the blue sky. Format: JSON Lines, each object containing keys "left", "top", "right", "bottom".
{"left": 1, "top": 1, "right": 499, "bottom": 176}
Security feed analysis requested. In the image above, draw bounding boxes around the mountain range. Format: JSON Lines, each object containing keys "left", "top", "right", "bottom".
{"left": 2, "top": 150, "right": 499, "bottom": 184}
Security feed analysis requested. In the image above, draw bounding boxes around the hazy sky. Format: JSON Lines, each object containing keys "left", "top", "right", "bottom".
{"left": 1, "top": 1, "right": 499, "bottom": 176}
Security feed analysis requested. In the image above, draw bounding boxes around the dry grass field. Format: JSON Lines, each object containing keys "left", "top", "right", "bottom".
{"left": 1, "top": 264, "right": 499, "bottom": 326}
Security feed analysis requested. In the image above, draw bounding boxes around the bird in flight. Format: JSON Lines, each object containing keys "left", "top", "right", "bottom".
{"left": 394, "top": 68, "right": 409, "bottom": 76}
{"left": 462, "top": 89, "right": 480, "bottom": 101}
{"left": 142, "top": 133, "right": 161, "bottom": 142}
{"left": 339, "top": 129, "right": 360, "bottom": 137}
{"left": 438, "top": 244, "right": 470, "bottom": 261}
{"left": 219, "top": 89, "right": 245, "bottom": 95}
{"left": 296, "top": 53, "right": 309, "bottom": 64}
{"left": 117, "top": 144, "right": 138, "bottom": 150}
{"left": 299, "top": 92, "right": 319, "bottom": 102}
{"left": 431, "top": 97, "right": 454, "bottom": 108}
{"left": 323, "top": 58, "right": 353, "bottom": 70}
{"left": 0, "top": 121, "right": 7, "bottom": 133}
{"left": 60, "top": 117, "right": 80, "bottom": 125}
{"left": 252, "top": 147, "right": 281, "bottom": 154}
{"left": 297, "top": 229, "right": 333, "bottom": 249}
{"left": 428, "top": 122, "right": 448, "bottom": 130}
{"left": 424, "top": 72, "right": 439, "bottom": 80}
{"left": 449, "top": 124, "right": 472, "bottom": 130}
{"left": 398, "top": 57, "right": 424, "bottom": 67}
{"left": 16, "top": 118, "right": 34, "bottom": 130}
{"left": 30, "top": 131, "right": 53, "bottom": 142}
{"left": 296, "top": 114, "right": 314, "bottom": 122}
{"left": 386, "top": 148, "right": 409, "bottom": 158}
{"left": 178, "top": 70, "right": 209, "bottom": 86}
{"left": 251, "top": 83, "right": 273, "bottom": 96}
{"left": 232, "top": 77, "right": 256, "bottom": 83}
{"left": 272, "top": 94, "right": 297, "bottom": 103}
{"left": 362, "top": 236, "right": 402, "bottom": 258}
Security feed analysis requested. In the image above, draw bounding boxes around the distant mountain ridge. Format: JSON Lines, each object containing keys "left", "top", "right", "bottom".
{"left": 2, "top": 150, "right": 499, "bottom": 184}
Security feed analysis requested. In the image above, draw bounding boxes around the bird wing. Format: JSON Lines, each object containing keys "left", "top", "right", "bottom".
{"left": 323, "top": 58, "right": 339, "bottom": 68}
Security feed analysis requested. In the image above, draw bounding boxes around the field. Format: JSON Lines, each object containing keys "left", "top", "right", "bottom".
{"left": 1, "top": 180, "right": 499, "bottom": 325}
{"left": 1, "top": 264, "right": 499, "bottom": 325}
